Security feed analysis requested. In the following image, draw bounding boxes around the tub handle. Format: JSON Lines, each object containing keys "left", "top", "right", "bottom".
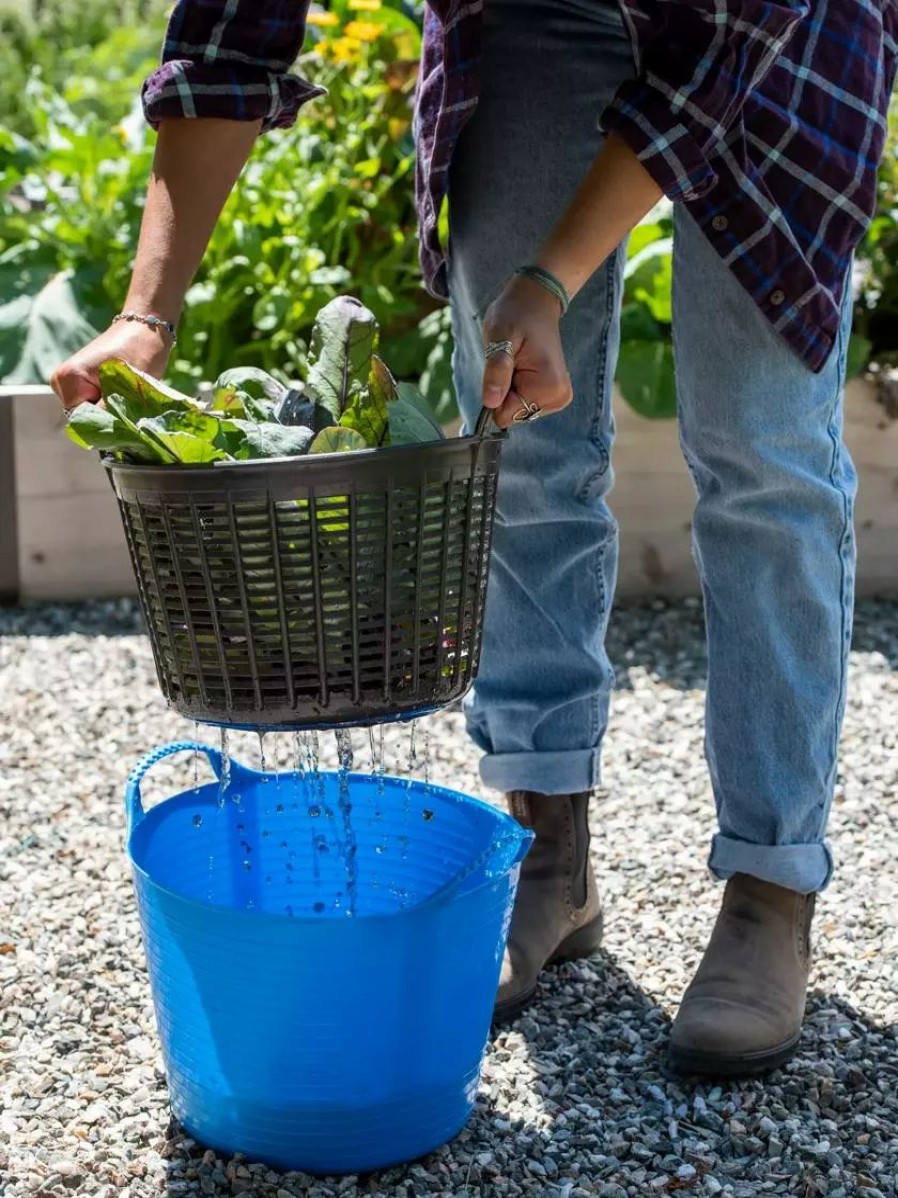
{"left": 125, "top": 741, "right": 224, "bottom": 833}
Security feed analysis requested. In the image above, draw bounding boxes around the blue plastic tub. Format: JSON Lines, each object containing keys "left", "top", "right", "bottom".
{"left": 125, "top": 742, "right": 532, "bottom": 1175}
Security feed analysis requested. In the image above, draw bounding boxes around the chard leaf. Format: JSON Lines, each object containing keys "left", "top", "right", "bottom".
{"left": 309, "top": 427, "right": 369, "bottom": 455}
{"left": 369, "top": 353, "right": 398, "bottom": 405}
{"left": 98, "top": 359, "right": 201, "bottom": 420}
{"left": 306, "top": 295, "right": 378, "bottom": 421}
{"left": 212, "top": 366, "right": 287, "bottom": 413}
{"left": 387, "top": 395, "right": 445, "bottom": 445}
{"left": 65, "top": 402, "right": 169, "bottom": 463}
{"left": 136, "top": 411, "right": 232, "bottom": 463}
{"left": 229, "top": 421, "right": 315, "bottom": 459}
{"left": 337, "top": 352, "right": 394, "bottom": 448}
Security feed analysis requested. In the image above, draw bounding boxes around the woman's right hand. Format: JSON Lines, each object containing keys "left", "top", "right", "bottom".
{"left": 50, "top": 322, "right": 174, "bottom": 411}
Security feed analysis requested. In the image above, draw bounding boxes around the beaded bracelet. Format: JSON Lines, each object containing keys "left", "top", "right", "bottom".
{"left": 113, "top": 311, "right": 178, "bottom": 344}
{"left": 514, "top": 265, "right": 571, "bottom": 316}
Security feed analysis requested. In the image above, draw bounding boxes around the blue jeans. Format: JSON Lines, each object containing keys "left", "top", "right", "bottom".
{"left": 446, "top": 0, "right": 856, "bottom": 894}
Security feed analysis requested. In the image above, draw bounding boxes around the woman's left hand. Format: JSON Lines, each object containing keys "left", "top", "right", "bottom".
{"left": 480, "top": 273, "right": 573, "bottom": 429}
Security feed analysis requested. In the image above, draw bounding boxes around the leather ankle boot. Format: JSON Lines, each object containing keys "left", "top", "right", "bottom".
{"left": 494, "top": 791, "right": 603, "bottom": 1023}
{"left": 670, "top": 873, "right": 816, "bottom": 1076}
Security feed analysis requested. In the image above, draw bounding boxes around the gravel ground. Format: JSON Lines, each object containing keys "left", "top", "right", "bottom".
{"left": 1, "top": 598, "right": 897, "bottom": 1198}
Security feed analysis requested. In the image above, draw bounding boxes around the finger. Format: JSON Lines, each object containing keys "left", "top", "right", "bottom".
{"left": 481, "top": 335, "right": 519, "bottom": 411}
{"left": 50, "top": 364, "right": 101, "bottom": 412}
{"left": 495, "top": 373, "right": 574, "bottom": 429}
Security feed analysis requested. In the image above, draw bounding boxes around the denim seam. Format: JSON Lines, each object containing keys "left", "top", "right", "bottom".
{"left": 821, "top": 311, "right": 853, "bottom": 841}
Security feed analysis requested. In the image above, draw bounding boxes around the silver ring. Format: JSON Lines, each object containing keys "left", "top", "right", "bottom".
{"left": 485, "top": 340, "right": 515, "bottom": 362}
{"left": 512, "top": 394, "right": 542, "bottom": 424}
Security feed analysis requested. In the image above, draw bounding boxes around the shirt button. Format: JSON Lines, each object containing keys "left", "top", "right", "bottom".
{"left": 770, "top": 288, "right": 786, "bottom": 306}
{"left": 711, "top": 215, "right": 729, "bottom": 232}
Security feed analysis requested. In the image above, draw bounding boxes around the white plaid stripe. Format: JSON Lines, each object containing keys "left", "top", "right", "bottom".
{"left": 205, "top": 0, "right": 241, "bottom": 65}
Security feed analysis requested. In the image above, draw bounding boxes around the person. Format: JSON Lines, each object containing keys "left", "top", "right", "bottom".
{"left": 51, "top": 0, "right": 897, "bottom": 1076}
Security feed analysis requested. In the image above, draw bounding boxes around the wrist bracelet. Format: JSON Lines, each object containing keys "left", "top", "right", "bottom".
{"left": 113, "top": 311, "right": 178, "bottom": 344}
{"left": 514, "top": 264, "right": 570, "bottom": 316}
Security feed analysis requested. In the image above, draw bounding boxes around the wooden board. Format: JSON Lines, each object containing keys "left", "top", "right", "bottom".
{"left": 4, "top": 388, "right": 136, "bottom": 602}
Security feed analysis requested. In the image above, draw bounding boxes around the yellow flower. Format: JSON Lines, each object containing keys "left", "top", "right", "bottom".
{"left": 307, "top": 10, "right": 339, "bottom": 26}
{"left": 348, "top": 0, "right": 382, "bottom": 9}
{"left": 327, "top": 36, "right": 361, "bottom": 61}
{"left": 344, "top": 19, "right": 382, "bottom": 41}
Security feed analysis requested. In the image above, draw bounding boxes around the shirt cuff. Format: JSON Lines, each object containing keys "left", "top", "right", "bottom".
{"left": 601, "top": 78, "right": 719, "bottom": 203}
{"left": 142, "top": 61, "right": 326, "bottom": 133}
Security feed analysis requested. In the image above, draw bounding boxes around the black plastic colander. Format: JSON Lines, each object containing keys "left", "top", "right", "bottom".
{"left": 106, "top": 412, "right": 503, "bottom": 729}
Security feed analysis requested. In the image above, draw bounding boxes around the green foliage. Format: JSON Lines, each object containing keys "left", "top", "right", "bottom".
{"left": 0, "top": 0, "right": 445, "bottom": 400}
{"left": 66, "top": 296, "right": 444, "bottom": 464}
{"left": 854, "top": 93, "right": 898, "bottom": 369}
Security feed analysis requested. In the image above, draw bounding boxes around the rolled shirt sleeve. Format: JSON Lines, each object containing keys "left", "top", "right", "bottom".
{"left": 142, "top": 0, "right": 326, "bottom": 132}
{"left": 602, "top": 0, "right": 809, "bottom": 201}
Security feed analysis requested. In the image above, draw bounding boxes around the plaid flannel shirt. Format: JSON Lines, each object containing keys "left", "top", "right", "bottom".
{"left": 144, "top": 0, "right": 898, "bottom": 371}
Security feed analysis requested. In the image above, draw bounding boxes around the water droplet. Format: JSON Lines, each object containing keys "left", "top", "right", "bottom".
{"left": 192, "top": 814, "right": 203, "bottom": 828}
{"left": 262, "top": 829, "right": 270, "bottom": 839}
{"left": 313, "top": 901, "right": 326, "bottom": 914}
{"left": 288, "top": 849, "right": 296, "bottom": 859}
{"left": 285, "top": 905, "right": 294, "bottom": 917}
{"left": 375, "top": 844, "right": 387, "bottom": 855}
{"left": 308, "top": 805, "right": 321, "bottom": 818}
{"left": 237, "top": 823, "right": 245, "bottom": 833}
{"left": 423, "top": 809, "right": 435, "bottom": 822}
{"left": 265, "top": 875, "right": 272, "bottom": 884}
{"left": 276, "top": 803, "right": 284, "bottom": 814}
{"left": 243, "top": 860, "right": 252, "bottom": 871}
{"left": 280, "top": 841, "right": 288, "bottom": 849}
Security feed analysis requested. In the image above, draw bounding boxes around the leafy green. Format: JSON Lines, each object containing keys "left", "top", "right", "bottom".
{"left": 135, "top": 412, "right": 233, "bottom": 464}
{"left": 64, "top": 295, "right": 446, "bottom": 465}
{"left": 65, "top": 401, "right": 170, "bottom": 462}
{"left": 230, "top": 421, "right": 316, "bottom": 459}
{"left": 388, "top": 393, "right": 444, "bottom": 444}
{"left": 99, "top": 359, "right": 202, "bottom": 419}
{"left": 212, "top": 366, "right": 287, "bottom": 415}
{"left": 307, "top": 295, "right": 379, "bottom": 420}
{"left": 309, "top": 427, "right": 369, "bottom": 454}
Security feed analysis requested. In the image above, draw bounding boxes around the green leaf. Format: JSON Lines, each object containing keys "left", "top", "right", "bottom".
{"left": 616, "top": 340, "right": 678, "bottom": 419}
{"left": 846, "top": 333, "right": 873, "bottom": 379}
{"left": 65, "top": 402, "right": 169, "bottom": 463}
{"left": 0, "top": 271, "right": 100, "bottom": 385}
{"left": 619, "top": 303, "right": 663, "bottom": 343}
{"left": 387, "top": 395, "right": 445, "bottom": 445}
{"left": 337, "top": 352, "right": 394, "bottom": 448}
{"left": 229, "top": 421, "right": 315, "bottom": 459}
{"left": 306, "top": 295, "right": 379, "bottom": 421}
{"left": 212, "top": 366, "right": 287, "bottom": 413}
{"left": 98, "top": 359, "right": 201, "bottom": 420}
{"left": 135, "top": 411, "right": 232, "bottom": 463}
{"left": 624, "top": 237, "right": 673, "bottom": 325}
{"left": 308, "top": 427, "right": 369, "bottom": 455}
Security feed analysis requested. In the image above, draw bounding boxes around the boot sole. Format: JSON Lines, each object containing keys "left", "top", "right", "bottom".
{"left": 668, "top": 1031, "right": 802, "bottom": 1078}
{"left": 492, "top": 911, "right": 604, "bottom": 1026}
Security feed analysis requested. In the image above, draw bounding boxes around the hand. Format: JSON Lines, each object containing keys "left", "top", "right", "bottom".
{"left": 480, "top": 274, "right": 573, "bottom": 430}
{"left": 50, "top": 322, "right": 173, "bottom": 411}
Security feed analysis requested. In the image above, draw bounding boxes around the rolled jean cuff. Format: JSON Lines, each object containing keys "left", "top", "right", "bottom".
{"left": 479, "top": 748, "right": 602, "bottom": 795}
{"left": 709, "top": 833, "right": 834, "bottom": 894}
